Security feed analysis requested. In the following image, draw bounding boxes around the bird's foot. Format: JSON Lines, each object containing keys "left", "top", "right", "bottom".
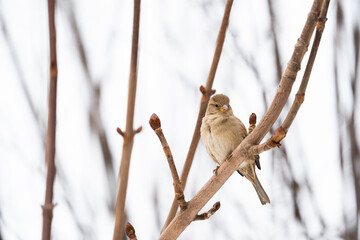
{"left": 213, "top": 166, "right": 220, "bottom": 175}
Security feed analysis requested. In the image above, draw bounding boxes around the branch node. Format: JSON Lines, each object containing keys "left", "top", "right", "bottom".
{"left": 199, "top": 85, "right": 216, "bottom": 97}
{"left": 194, "top": 201, "right": 221, "bottom": 221}
{"left": 125, "top": 222, "right": 137, "bottom": 240}
{"left": 134, "top": 126, "right": 142, "bottom": 134}
{"left": 117, "top": 127, "right": 125, "bottom": 137}
{"left": 270, "top": 126, "right": 286, "bottom": 146}
{"left": 316, "top": 17, "right": 327, "bottom": 31}
{"left": 199, "top": 85, "right": 206, "bottom": 95}
{"left": 41, "top": 203, "right": 55, "bottom": 211}
{"left": 288, "top": 60, "right": 302, "bottom": 72}
{"left": 295, "top": 93, "right": 305, "bottom": 104}
{"left": 149, "top": 113, "right": 161, "bottom": 130}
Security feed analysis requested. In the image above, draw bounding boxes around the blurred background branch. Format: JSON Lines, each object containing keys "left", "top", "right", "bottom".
{"left": 113, "top": 0, "right": 141, "bottom": 239}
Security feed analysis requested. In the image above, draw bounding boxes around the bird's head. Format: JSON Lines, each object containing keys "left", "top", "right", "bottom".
{"left": 206, "top": 94, "right": 233, "bottom": 116}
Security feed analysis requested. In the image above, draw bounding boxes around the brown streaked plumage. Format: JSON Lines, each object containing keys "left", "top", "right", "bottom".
{"left": 200, "top": 94, "right": 270, "bottom": 205}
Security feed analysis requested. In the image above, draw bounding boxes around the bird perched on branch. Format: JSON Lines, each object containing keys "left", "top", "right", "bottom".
{"left": 201, "top": 94, "right": 270, "bottom": 205}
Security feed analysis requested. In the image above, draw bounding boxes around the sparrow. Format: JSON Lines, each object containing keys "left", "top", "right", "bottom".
{"left": 200, "top": 94, "right": 270, "bottom": 205}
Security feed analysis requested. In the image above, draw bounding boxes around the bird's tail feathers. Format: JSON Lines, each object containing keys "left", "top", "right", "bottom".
{"left": 253, "top": 177, "right": 270, "bottom": 205}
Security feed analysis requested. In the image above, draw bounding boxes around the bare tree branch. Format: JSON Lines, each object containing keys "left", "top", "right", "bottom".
{"left": 245, "top": 0, "right": 323, "bottom": 146}
{"left": 113, "top": 0, "right": 141, "bottom": 239}
{"left": 193, "top": 201, "right": 220, "bottom": 221}
{"left": 281, "top": 0, "right": 330, "bottom": 133}
{"left": 42, "top": 0, "right": 58, "bottom": 239}
{"left": 162, "top": 0, "right": 233, "bottom": 230}
{"left": 150, "top": 114, "right": 188, "bottom": 210}
{"left": 159, "top": 1, "right": 327, "bottom": 238}
{"left": 249, "top": 0, "right": 330, "bottom": 156}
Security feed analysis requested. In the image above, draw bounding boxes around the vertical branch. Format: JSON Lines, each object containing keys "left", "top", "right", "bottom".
{"left": 162, "top": 0, "right": 234, "bottom": 230}
{"left": 42, "top": 0, "right": 58, "bottom": 239}
{"left": 113, "top": 0, "right": 141, "bottom": 239}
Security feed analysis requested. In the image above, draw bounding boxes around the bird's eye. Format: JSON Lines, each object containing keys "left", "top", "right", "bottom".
{"left": 215, "top": 104, "right": 219, "bottom": 108}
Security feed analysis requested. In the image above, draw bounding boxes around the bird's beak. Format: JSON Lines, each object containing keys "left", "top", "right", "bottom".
{"left": 220, "top": 105, "right": 228, "bottom": 112}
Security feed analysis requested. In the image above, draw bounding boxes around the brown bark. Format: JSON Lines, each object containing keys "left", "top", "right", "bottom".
{"left": 42, "top": 0, "right": 58, "bottom": 239}
{"left": 162, "top": 0, "right": 234, "bottom": 231}
{"left": 113, "top": 0, "right": 141, "bottom": 239}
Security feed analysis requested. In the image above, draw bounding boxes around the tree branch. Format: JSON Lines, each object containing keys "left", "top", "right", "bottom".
{"left": 113, "top": 0, "right": 141, "bottom": 239}
{"left": 248, "top": 0, "right": 330, "bottom": 156}
{"left": 42, "top": 0, "right": 58, "bottom": 239}
{"left": 150, "top": 114, "right": 188, "bottom": 210}
{"left": 194, "top": 202, "right": 221, "bottom": 221}
{"left": 162, "top": 0, "right": 234, "bottom": 230}
{"left": 159, "top": 1, "right": 326, "bottom": 238}
{"left": 245, "top": 0, "right": 324, "bottom": 146}
{"left": 281, "top": 0, "right": 330, "bottom": 133}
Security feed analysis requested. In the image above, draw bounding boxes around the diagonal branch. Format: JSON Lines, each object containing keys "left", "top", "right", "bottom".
{"left": 162, "top": 0, "right": 234, "bottom": 230}
{"left": 248, "top": 0, "right": 330, "bottom": 156}
{"left": 159, "top": 1, "right": 327, "bottom": 238}
{"left": 42, "top": 0, "right": 58, "bottom": 239}
{"left": 281, "top": 0, "right": 330, "bottom": 133}
{"left": 150, "top": 114, "right": 188, "bottom": 210}
{"left": 245, "top": 0, "right": 324, "bottom": 146}
{"left": 113, "top": 0, "right": 141, "bottom": 239}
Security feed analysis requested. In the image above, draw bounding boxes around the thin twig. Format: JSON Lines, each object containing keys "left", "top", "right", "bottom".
{"left": 162, "top": 0, "right": 233, "bottom": 230}
{"left": 42, "top": 0, "right": 58, "bottom": 239}
{"left": 113, "top": 0, "right": 141, "bottom": 239}
{"left": 194, "top": 202, "right": 221, "bottom": 221}
{"left": 150, "top": 114, "right": 188, "bottom": 210}
{"left": 159, "top": 1, "right": 326, "bottom": 239}
{"left": 125, "top": 222, "right": 137, "bottom": 240}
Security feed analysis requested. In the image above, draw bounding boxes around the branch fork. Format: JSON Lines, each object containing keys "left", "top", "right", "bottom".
{"left": 117, "top": 126, "right": 142, "bottom": 138}
{"left": 200, "top": 85, "right": 216, "bottom": 102}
